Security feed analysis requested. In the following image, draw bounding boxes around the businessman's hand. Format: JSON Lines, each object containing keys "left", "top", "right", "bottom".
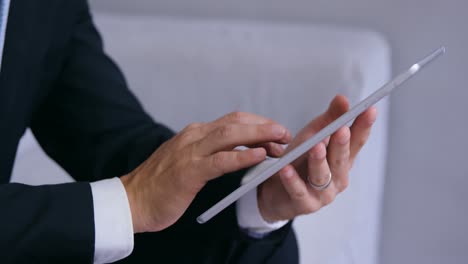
{"left": 257, "top": 95, "right": 377, "bottom": 222}
{"left": 121, "top": 112, "right": 291, "bottom": 233}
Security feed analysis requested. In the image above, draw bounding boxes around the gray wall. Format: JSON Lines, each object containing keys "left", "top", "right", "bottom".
{"left": 90, "top": 1, "right": 468, "bottom": 263}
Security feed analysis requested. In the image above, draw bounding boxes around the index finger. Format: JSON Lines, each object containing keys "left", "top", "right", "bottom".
{"left": 197, "top": 123, "right": 289, "bottom": 155}
{"left": 213, "top": 112, "right": 292, "bottom": 144}
{"left": 201, "top": 112, "right": 292, "bottom": 144}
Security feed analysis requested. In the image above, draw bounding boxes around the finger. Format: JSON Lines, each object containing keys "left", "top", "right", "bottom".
{"left": 286, "top": 95, "right": 349, "bottom": 151}
{"left": 215, "top": 111, "right": 274, "bottom": 125}
{"left": 349, "top": 106, "right": 377, "bottom": 160}
{"left": 179, "top": 112, "right": 292, "bottom": 146}
{"left": 202, "top": 148, "right": 267, "bottom": 179}
{"left": 327, "top": 126, "right": 351, "bottom": 191}
{"left": 279, "top": 165, "right": 320, "bottom": 215}
{"left": 305, "top": 141, "right": 339, "bottom": 206}
{"left": 248, "top": 142, "right": 286, "bottom": 157}
{"left": 198, "top": 123, "right": 288, "bottom": 155}
{"left": 309, "top": 95, "right": 350, "bottom": 134}
{"left": 306, "top": 142, "right": 331, "bottom": 187}
{"left": 212, "top": 112, "right": 292, "bottom": 143}
{"left": 316, "top": 181, "right": 339, "bottom": 207}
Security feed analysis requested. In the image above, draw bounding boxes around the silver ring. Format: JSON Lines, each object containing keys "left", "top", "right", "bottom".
{"left": 307, "top": 172, "right": 332, "bottom": 191}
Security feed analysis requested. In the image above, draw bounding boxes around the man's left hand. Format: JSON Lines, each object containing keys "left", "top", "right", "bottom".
{"left": 257, "top": 95, "right": 377, "bottom": 222}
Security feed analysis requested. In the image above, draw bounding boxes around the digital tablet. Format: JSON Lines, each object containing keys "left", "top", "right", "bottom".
{"left": 197, "top": 46, "right": 446, "bottom": 224}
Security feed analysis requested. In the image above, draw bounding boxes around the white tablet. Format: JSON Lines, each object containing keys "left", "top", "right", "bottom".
{"left": 197, "top": 46, "right": 445, "bottom": 224}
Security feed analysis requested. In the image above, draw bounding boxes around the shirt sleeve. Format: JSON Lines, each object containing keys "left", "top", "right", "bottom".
{"left": 90, "top": 178, "right": 134, "bottom": 264}
{"left": 236, "top": 157, "right": 289, "bottom": 238}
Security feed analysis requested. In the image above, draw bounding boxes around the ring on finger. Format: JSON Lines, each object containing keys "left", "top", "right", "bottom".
{"left": 307, "top": 172, "right": 332, "bottom": 191}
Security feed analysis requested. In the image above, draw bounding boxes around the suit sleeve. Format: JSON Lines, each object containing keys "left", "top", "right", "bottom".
{"left": 30, "top": 1, "right": 297, "bottom": 263}
{"left": 0, "top": 182, "right": 94, "bottom": 263}
{"left": 30, "top": 3, "right": 174, "bottom": 182}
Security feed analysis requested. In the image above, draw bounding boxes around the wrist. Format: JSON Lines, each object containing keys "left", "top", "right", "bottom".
{"left": 257, "top": 183, "right": 276, "bottom": 223}
{"left": 120, "top": 174, "right": 147, "bottom": 234}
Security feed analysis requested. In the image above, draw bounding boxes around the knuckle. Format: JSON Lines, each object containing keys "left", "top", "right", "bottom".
{"left": 184, "top": 122, "right": 203, "bottom": 131}
{"left": 212, "top": 154, "right": 228, "bottom": 174}
{"left": 337, "top": 175, "right": 350, "bottom": 191}
{"left": 320, "top": 192, "right": 335, "bottom": 206}
{"left": 217, "top": 125, "right": 235, "bottom": 138}
{"left": 332, "top": 152, "right": 350, "bottom": 167}
{"left": 234, "top": 152, "right": 246, "bottom": 166}
{"left": 186, "top": 142, "right": 200, "bottom": 157}
{"left": 333, "top": 158, "right": 345, "bottom": 167}
{"left": 340, "top": 178, "right": 350, "bottom": 191}
{"left": 227, "top": 111, "right": 246, "bottom": 123}
{"left": 300, "top": 203, "right": 319, "bottom": 215}
{"left": 308, "top": 151, "right": 320, "bottom": 162}
{"left": 310, "top": 143, "right": 325, "bottom": 159}
{"left": 292, "top": 190, "right": 307, "bottom": 200}
{"left": 357, "top": 138, "right": 366, "bottom": 149}
{"left": 178, "top": 131, "right": 194, "bottom": 145}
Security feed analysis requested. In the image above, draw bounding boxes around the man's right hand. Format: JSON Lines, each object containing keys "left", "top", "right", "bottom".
{"left": 120, "top": 112, "right": 291, "bottom": 233}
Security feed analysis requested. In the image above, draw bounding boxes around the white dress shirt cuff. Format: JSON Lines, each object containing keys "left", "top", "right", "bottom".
{"left": 91, "top": 178, "right": 134, "bottom": 264}
{"left": 236, "top": 157, "right": 288, "bottom": 237}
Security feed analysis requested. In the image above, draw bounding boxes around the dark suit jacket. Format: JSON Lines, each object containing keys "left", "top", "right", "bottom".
{"left": 0, "top": 0, "right": 298, "bottom": 263}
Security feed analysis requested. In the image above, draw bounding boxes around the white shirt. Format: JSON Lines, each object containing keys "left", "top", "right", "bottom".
{"left": 0, "top": 1, "right": 286, "bottom": 263}
{"left": 0, "top": 0, "right": 10, "bottom": 70}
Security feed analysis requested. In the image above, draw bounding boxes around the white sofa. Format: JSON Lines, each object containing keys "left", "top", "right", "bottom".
{"left": 11, "top": 13, "right": 390, "bottom": 264}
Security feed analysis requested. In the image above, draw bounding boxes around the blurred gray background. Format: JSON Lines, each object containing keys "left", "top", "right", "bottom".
{"left": 87, "top": 1, "right": 468, "bottom": 263}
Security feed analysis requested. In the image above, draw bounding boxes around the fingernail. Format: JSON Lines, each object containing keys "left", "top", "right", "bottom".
{"left": 272, "top": 124, "right": 286, "bottom": 137}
